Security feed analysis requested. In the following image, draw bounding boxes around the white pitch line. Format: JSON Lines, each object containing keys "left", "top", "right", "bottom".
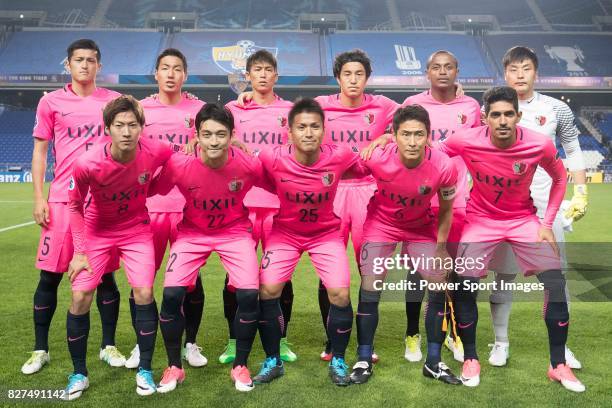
{"left": 0, "top": 221, "right": 36, "bottom": 232}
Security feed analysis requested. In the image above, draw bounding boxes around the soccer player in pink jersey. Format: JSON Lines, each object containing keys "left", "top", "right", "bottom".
{"left": 439, "top": 86, "right": 585, "bottom": 392}
{"left": 150, "top": 104, "right": 265, "bottom": 393}
{"left": 122, "top": 48, "right": 208, "bottom": 370}
{"left": 401, "top": 51, "right": 481, "bottom": 363}
{"left": 253, "top": 98, "right": 367, "bottom": 387}
{"left": 23, "top": 39, "right": 126, "bottom": 376}
{"left": 63, "top": 96, "right": 174, "bottom": 400}
{"left": 349, "top": 105, "right": 461, "bottom": 386}
{"left": 315, "top": 50, "right": 398, "bottom": 361}
{"left": 222, "top": 50, "right": 297, "bottom": 364}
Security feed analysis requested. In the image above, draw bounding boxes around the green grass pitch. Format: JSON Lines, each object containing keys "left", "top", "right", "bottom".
{"left": 0, "top": 183, "right": 611, "bottom": 407}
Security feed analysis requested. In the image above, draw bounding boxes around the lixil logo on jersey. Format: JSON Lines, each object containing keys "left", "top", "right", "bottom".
{"left": 229, "top": 179, "right": 244, "bottom": 192}
{"left": 364, "top": 112, "right": 374, "bottom": 125}
{"left": 457, "top": 112, "right": 467, "bottom": 125}
{"left": 535, "top": 115, "right": 547, "bottom": 126}
{"left": 513, "top": 161, "right": 527, "bottom": 175}
{"left": 322, "top": 173, "right": 334, "bottom": 186}
{"left": 138, "top": 172, "right": 151, "bottom": 185}
{"left": 184, "top": 115, "right": 194, "bottom": 128}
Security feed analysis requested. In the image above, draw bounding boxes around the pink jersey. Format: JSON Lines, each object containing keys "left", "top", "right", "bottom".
{"left": 439, "top": 126, "right": 567, "bottom": 228}
{"left": 33, "top": 84, "right": 121, "bottom": 203}
{"left": 225, "top": 95, "right": 291, "bottom": 208}
{"left": 69, "top": 137, "right": 174, "bottom": 253}
{"left": 403, "top": 91, "right": 481, "bottom": 209}
{"left": 362, "top": 144, "right": 457, "bottom": 229}
{"left": 140, "top": 93, "right": 205, "bottom": 212}
{"left": 150, "top": 146, "right": 266, "bottom": 235}
{"left": 259, "top": 144, "right": 366, "bottom": 235}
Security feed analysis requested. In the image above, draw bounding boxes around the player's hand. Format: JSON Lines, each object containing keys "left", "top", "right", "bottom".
{"left": 360, "top": 133, "right": 392, "bottom": 160}
{"left": 455, "top": 82, "right": 464, "bottom": 97}
{"left": 185, "top": 92, "right": 199, "bottom": 100}
{"left": 237, "top": 91, "right": 253, "bottom": 107}
{"left": 537, "top": 227, "right": 559, "bottom": 257}
{"left": 231, "top": 139, "right": 250, "bottom": 154}
{"left": 564, "top": 184, "right": 588, "bottom": 222}
{"left": 182, "top": 138, "right": 198, "bottom": 154}
{"left": 33, "top": 197, "right": 50, "bottom": 227}
{"left": 68, "top": 254, "right": 93, "bottom": 283}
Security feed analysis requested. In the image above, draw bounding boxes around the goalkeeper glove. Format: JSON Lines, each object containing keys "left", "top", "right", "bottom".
{"left": 564, "top": 184, "right": 588, "bottom": 222}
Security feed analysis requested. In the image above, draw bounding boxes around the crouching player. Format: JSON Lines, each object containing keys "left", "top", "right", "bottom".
{"left": 350, "top": 105, "right": 460, "bottom": 385}
{"left": 150, "top": 104, "right": 265, "bottom": 392}
{"left": 439, "top": 86, "right": 584, "bottom": 392}
{"left": 65, "top": 96, "right": 175, "bottom": 400}
{"left": 254, "top": 98, "right": 367, "bottom": 386}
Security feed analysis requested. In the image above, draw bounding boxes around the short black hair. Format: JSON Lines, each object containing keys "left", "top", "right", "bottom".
{"left": 483, "top": 86, "right": 519, "bottom": 116}
{"left": 246, "top": 49, "right": 277, "bottom": 72}
{"left": 333, "top": 49, "right": 372, "bottom": 79}
{"left": 393, "top": 104, "right": 431, "bottom": 136}
{"left": 67, "top": 39, "right": 101, "bottom": 62}
{"left": 103, "top": 95, "right": 145, "bottom": 128}
{"left": 195, "top": 103, "right": 234, "bottom": 134}
{"left": 426, "top": 50, "right": 459, "bottom": 69}
{"left": 288, "top": 98, "right": 325, "bottom": 127}
{"left": 155, "top": 48, "right": 188, "bottom": 72}
{"left": 502, "top": 46, "right": 538, "bottom": 71}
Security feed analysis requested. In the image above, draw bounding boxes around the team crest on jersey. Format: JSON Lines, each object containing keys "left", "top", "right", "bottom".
{"left": 212, "top": 40, "right": 278, "bottom": 74}
{"left": 229, "top": 179, "right": 244, "bottom": 192}
{"left": 184, "top": 115, "right": 194, "bottom": 128}
{"left": 278, "top": 116, "right": 288, "bottom": 128}
{"left": 322, "top": 173, "right": 335, "bottom": 186}
{"left": 513, "top": 161, "right": 527, "bottom": 175}
{"left": 138, "top": 172, "right": 151, "bottom": 185}
{"left": 419, "top": 185, "right": 432, "bottom": 195}
{"left": 535, "top": 115, "right": 547, "bottom": 126}
{"left": 364, "top": 113, "right": 375, "bottom": 125}
{"left": 69, "top": 176, "right": 75, "bottom": 191}
{"left": 457, "top": 112, "right": 467, "bottom": 125}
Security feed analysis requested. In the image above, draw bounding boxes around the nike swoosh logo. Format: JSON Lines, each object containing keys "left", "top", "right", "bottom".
{"left": 159, "top": 316, "right": 174, "bottom": 323}
{"left": 61, "top": 112, "right": 74, "bottom": 117}
{"left": 327, "top": 117, "right": 339, "bottom": 122}
{"left": 470, "top": 159, "right": 484, "bottom": 163}
{"left": 437, "top": 311, "right": 450, "bottom": 316}
{"left": 280, "top": 178, "right": 294, "bottom": 183}
{"left": 336, "top": 328, "right": 352, "bottom": 334}
{"left": 240, "top": 119, "right": 251, "bottom": 123}
{"left": 37, "top": 258, "right": 45, "bottom": 262}
{"left": 558, "top": 320, "right": 569, "bottom": 327}
{"left": 188, "top": 186, "right": 200, "bottom": 191}
{"left": 68, "top": 335, "right": 86, "bottom": 342}
{"left": 458, "top": 322, "right": 474, "bottom": 329}
{"left": 139, "top": 330, "right": 156, "bottom": 336}
{"left": 356, "top": 313, "right": 372, "bottom": 316}
{"left": 34, "top": 305, "right": 51, "bottom": 310}
{"left": 239, "top": 318, "right": 257, "bottom": 324}
{"left": 102, "top": 298, "right": 118, "bottom": 305}
{"left": 145, "top": 123, "right": 155, "bottom": 127}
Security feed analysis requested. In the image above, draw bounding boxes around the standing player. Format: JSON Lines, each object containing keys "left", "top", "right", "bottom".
{"left": 151, "top": 104, "right": 265, "bottom": 392}
{"left": 349, "top": 105, "right": 460, "bottom": 385}
{"left": 253, "top": 98, "right": 366, "bottom": 386}
{"left": 123, "top": 48, "right": 207, "bottom": 370}
{"left": 362, "top": 50, "right": 481, "bottom": 363}
{"left": 486, "top": 46, "right": 586, "bottom": 368}
{"left": 440, "top": 86, "right": 584, "bottom": 392}
{"left": 64, "top": 95, "right": 174, "bottom": 400}
{"left": 222, "top": 50, "right": 297, "bottom": 364}
{"left": 314, "top": 50, "right": 398, "bottom": 360}
{"left": 23, "top": 39, "right": 126, "bottom": 375}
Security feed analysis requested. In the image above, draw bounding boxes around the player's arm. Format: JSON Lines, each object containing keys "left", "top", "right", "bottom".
{"left": 436, "top": 133, "right": 462, "bottom": 158}
{"left": 556, "top": 103, "right": 588, "bottom": 221}
{"left": 433, "top": 163, "right": 458, "bottom": 282}
{"left": 538, "top": 140, "right": 568, "bottom": 251}
{"left": 32, "top": 138, "right": 49, "bottom": 227}
{"left": 148, "top": 158, "right": 176, "bottom": 197}
{"left": 67, "top": 164, "right": 93, "bottom": 282}
{"left": 360, "top": 133, "right": 393, "bottom": 160}
{"left": 253, "top": 150, "right": 277, "bottom": 194}
{"left": 236, "top": 91, "right": 254, "bottom": 107}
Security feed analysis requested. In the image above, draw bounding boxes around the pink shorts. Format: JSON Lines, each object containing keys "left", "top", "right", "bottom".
{"left": 248, "top": 207, "right": 277, "bottom": 251}
{"left": 360, "top": 220, "right": 444, "bottom": 281}
{"left": 431, "top": 206, "right": 466, "bottom": 258}
{"left": 333, "top": 181, "right": 377, "bottom": 262}
{"left": 260, "top": 227, "right": 351, "bottom": 289}
{"left": 457, "top": 215, "right": 561, "bottom": 278}
{"left": 164, "top": 227, "right": 259, "bottom": 290}
{"left": 36, "top": 202, "right": 118, "bottom": 274}
{"left": 149, "top": 211, "right": 182, "bottom": 271}
{"left": 71, "top": 223, "right": 155, "bottom": 291}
